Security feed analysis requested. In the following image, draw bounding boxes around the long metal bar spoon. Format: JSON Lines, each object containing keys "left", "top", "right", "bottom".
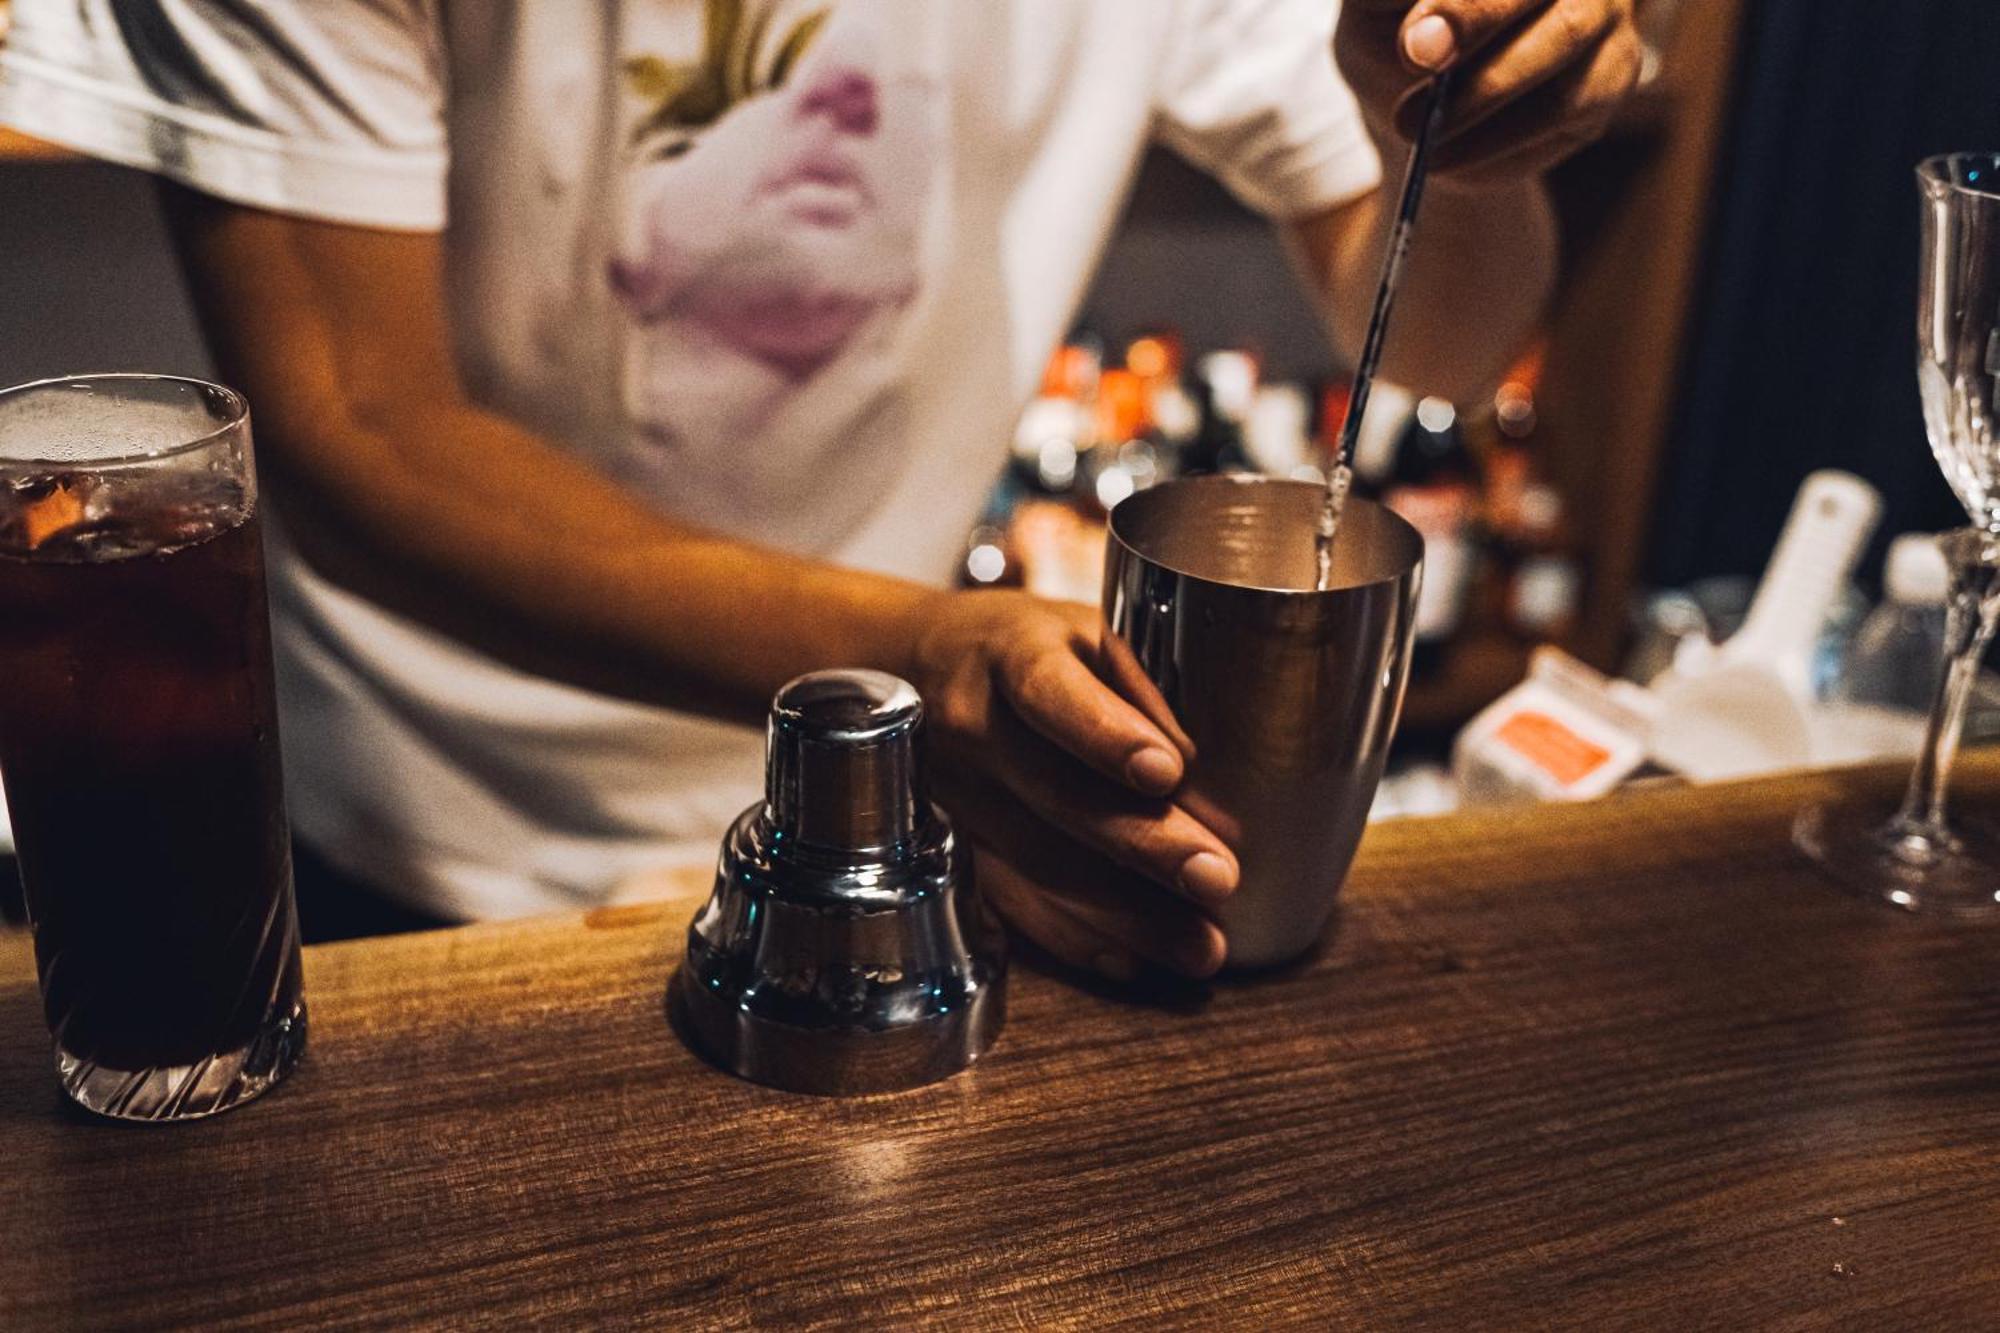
{"left": 1314, "top": 71, "right": 1456, "bottom": 591}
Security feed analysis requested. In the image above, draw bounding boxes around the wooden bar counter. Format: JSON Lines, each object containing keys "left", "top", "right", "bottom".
{"left": 4, "top": 758, "right": 2000, "bottom": 1328}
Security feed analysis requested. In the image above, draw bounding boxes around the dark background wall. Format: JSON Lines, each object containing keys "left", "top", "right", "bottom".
{"left": 1652, "top": 0, "right": 2000, "bottom": 591}
{"left": 0, "top": 163, "right": 210, "bottom": 384}
{"left": 1077, "top": 148, "right": 1337, "bottom": 383}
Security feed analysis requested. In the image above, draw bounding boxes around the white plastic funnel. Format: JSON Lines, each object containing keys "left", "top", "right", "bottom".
{"left": 1649, "top": 470, "right": 1882, "bottom": 781}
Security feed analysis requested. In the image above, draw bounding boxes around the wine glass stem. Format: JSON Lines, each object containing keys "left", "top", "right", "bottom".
{"left": 1893, "top": 553, "right": 2000, "bottom": 834}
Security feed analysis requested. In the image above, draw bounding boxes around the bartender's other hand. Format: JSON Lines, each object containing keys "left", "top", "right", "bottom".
{"left": 906, "top": 592, "right": 1234, "bottom": 980}
{"left": 1336, "top": 0, "right": 1643, "bottom": 183}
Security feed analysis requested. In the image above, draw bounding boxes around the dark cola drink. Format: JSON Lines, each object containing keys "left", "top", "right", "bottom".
{"left": 0, "top": 468, "right": 304, "bottom": 1107}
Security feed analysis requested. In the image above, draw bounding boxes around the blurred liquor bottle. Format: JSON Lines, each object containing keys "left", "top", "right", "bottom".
{"left": 1184, "top": 349, "right": 1259, "bottom": 475}
{"left": 1243, "top": 382, "right": 1318, "bottom": 482}
{"left": 1079, "top": 366, "right": 1155, "bottom": 515}
{"left": 1380, "top": 394, "right": 1481, "bottom": 678}
{"left": 974, "top": 336, "right": 1124, "bottom": 601}
{"left": 1009, "top": 339, "right": 1100, "bottom": 498}
{"left": 964, "top": 338, "right": 1098, "bottom": 589}
{"left": 1320, "top": 377, "right": 1417, "bottom": 501}
{"left": 1469, "top": 343, "right": 1582, "bottom": 646}
{"left": 1317, "top": 371, "right": 1480, "bottom": 680}
{"left": 1130, "top": 331, "right": 1201, "bottom": 462}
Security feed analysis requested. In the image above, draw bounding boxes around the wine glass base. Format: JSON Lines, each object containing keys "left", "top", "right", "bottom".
{"left": 1795, "top": 802, "right": 2000, "bottom": 918}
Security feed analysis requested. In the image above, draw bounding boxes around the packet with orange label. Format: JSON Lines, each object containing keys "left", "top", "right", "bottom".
{"left": 1454, "top": 647, "right": 1656, "bottom": 805}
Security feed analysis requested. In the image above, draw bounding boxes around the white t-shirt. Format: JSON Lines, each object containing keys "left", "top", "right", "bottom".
{"left": 0, "top": 0, "right": 1380, "bottom": 918}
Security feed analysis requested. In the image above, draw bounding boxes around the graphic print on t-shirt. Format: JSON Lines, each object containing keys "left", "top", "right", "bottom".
{"left": 604, "top": 0, "right": 943, "bottom": 545}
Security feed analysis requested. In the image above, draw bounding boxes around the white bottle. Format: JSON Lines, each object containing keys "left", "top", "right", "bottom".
{"left": 1834, "top": 532, "right": 1949, "bottom": 714}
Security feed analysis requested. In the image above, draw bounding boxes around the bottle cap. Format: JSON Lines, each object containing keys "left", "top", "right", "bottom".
{"left": 1885, "top": 532, "right": 1948, "bottom": 607}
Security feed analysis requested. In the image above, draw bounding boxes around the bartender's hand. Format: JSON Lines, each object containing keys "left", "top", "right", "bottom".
{"left": 906, "top": 592, "right": 1235, "bottom": 982}
{"left": 1335, "top": 0, "right": 1642, "bottom": 181}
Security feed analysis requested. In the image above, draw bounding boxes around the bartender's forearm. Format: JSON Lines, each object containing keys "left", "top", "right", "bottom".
{"left": 281, "top": 397, "right": 940, "bottom": 722}
{"left": 1293, "top": 171, "right": 1556, "bottom": 403}
{"left": 159, "top": 187, "right": 939, "bottom": 722}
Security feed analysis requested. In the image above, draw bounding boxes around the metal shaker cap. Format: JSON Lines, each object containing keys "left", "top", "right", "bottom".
{"left": 767, "top": 670, "right": 927, "bottom": 850}
{"left": 673, "top": 669, "right": 1007, "bottom": 1095}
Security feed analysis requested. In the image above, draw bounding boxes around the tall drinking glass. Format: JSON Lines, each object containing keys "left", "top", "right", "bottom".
{"left": 0, "top": 375, "right": 306, "bottom": 1119}
{"left": 1796, "top": 153, "right": 2000, "bottom": 915}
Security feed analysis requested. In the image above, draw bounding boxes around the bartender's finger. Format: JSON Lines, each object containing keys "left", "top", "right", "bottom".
{"left": 1031, "top": 865, "right": 1229, "bottom": 979}
{"left": 976, "top": 851, "right": 1140, "bottom": 982}
{"left": 1390, "top": 0, "right": 1553, "bottom": 73}
{"left": 1408, "top": 0, "right": 1623, "bottom": 142}
{"left": 1095, "top": 629, "right": 1196, "bottom": 762}
{"left": 987, "top": 705, "right": 1239, "bottom": 906}
{"left": 979, "top": 842, "right": 1227, "bottom": 979}
{"left": 997, "top": 631, "right": 1186, "bottom": 797}
{"left": 941, "top": 771, "right": 1227, "bottom": 976}
{"left": 1428, "top": 26, "right": 1638, "bottom": 176}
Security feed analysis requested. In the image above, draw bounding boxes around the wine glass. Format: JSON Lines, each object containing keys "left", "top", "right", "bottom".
{"left": 1795, "top": 152, "right": 2000, "bottom": 915}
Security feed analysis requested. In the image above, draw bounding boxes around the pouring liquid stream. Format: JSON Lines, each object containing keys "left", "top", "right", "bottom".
{"left": 1314, "top": 73, "right": 1454, "bottom": 590}
{"left": 1314, "top": 465, "right": 1353, "bottom": 590}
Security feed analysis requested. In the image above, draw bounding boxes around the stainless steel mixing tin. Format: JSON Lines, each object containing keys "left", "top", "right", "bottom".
{"left": 1104, "top": 476, "right": 1423, "bottom": 968}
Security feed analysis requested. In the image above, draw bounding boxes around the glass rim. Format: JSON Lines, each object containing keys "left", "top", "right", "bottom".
{"left": 1917, "top": 152, "right": 2000, "bottom": 201}
{"left": 0, "top": 372, "right": 249, "bottom": 468}
{"left": 1105, "top": 474, "right": 1424, "bottom": 596}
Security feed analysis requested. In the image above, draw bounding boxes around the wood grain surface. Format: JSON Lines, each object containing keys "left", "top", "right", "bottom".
{"left": 4, "top": 759, "right": 2000, "bottom": 1329}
